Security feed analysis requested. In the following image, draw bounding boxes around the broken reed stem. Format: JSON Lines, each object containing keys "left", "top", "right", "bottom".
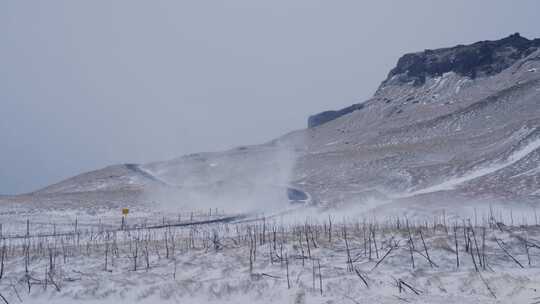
{"left": 399, "top": 279, "right": 422, "bottom": 295}
{"left": 454, "top": 226, "right": 460, "bottom": 268}
{"left": 371, "top": 240, "right": 397, "bottom": 271}
{"left": 343, "top": 226, "right": 353, "bottom": 272}
{"left": 495, "top": 238, "right": 524, "bottom": 268}
{"left": 482, "top": 227, "right": 486, "bottom": 270}
{"left": 312, "top": 259, "right": 316, "bottom": 291}
{"left": 328, "top": 215, "right": 332, "bottom": 245}
{"left": 525, "top": 232, "right": 531, "bottom": 267}
{"left": 478, "top": 272, "right": 497, "bottom": 299}
{"left": 286, "top": 253, "right": 290, "bottom": 289}
{"left": 469, "top": 224, "right": 483, "bottom": 269}
{"left": 372, "top": 227, "right": 379, "bottom": 259}
{"left": 419, "top": 229, "right": 434, "bottom": 268}
{"left": 368, "top": 227, "right": 372, "bottom": 261}
{"left": 317, "top": 259, "right": 323, "bottom": 296}
{"left": 305, "top": 225, "right": 311, "bottom": 260}
{"left": 467, "top": 229, "right": 479, "bottom": 272}
{"left": 406, "top": 220, "right": 415, "bottom": 269}
{"left": 354, "top": 267, "right": 369, "bottom": 288}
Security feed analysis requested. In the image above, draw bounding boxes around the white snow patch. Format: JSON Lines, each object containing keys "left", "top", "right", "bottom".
{"left": 405, "top": 137, "right": 540, "bottom": 196}
{"left": 511, "top": 164, "right": 540, "bottom": 178}
{"left": 324, "top": 140, "right": 340, "bottom": 146}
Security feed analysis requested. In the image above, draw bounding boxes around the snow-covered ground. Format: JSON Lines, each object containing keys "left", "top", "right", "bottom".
{"left": 0, "top": 207, "right": 538, "bottom": 304}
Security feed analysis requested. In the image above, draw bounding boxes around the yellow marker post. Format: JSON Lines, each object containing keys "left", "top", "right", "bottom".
{"left": 121, "top": 208, "right": 129, "bottom": 230}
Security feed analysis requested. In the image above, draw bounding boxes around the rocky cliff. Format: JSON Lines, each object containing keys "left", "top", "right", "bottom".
{"left": 308, "top": 33, "right": 540, "bottom": 128}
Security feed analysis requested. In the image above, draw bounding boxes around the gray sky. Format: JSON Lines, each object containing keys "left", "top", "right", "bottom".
{"left": 1, "top": 1, "right": 540, "bottom": 195}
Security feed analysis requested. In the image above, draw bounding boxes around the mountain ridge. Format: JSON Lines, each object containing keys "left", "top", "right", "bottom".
{"left": 4, "top": 33, "right": 540, "bottom": 217}
{"left": 308, "top": 33, "right": 540, "bottom": 128}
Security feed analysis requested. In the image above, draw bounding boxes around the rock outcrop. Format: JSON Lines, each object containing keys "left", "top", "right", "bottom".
{"left": 309, "top": 33, "right": 540, "bottom": 128}
{"left": 308, "top": 103, "right": 364, "bottom": 128}
{"left": 383, "top": 33, "right": 540, "bottom": 86}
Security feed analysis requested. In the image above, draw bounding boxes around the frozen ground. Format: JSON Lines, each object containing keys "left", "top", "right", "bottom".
{"left": 0, "top": 205, "right": 537, "bottom": 303}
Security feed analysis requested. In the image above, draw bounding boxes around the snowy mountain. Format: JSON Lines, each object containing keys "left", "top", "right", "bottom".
{"left": 6, "top": 33, "right": 540, "bottom": 215}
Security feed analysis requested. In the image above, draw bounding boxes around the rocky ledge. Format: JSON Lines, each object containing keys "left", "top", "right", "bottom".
{"left": 383, "top": 33, "right": 540, "bottom": 86}
{"left": 308, "top": 33, "right": 540, "bottom": 128}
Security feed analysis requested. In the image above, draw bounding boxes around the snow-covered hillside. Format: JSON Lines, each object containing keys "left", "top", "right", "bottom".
{"left": 5, "top": 34, "right": 540, "bottom": 216}
{"left": 2, "top": 33, "right": 540, "bottom": 303}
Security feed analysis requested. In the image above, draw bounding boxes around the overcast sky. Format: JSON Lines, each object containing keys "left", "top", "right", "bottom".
{"left": 1, "top": 1, "right": 540, "bottom": 195}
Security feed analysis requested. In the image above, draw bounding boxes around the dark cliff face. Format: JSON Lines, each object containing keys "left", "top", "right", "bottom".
{"left": 308, "top": 103, "right": 364, "bottom": 128}
{"left": 307, "top": 33, "right": 540, "bottom": 128}
{"left": 383, "top": 33, "right": 540, "bottom": 86}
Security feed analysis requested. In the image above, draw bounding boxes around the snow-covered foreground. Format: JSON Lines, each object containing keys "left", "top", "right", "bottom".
{"left": 0, "top": 212, "right": 538, "bottom": 304}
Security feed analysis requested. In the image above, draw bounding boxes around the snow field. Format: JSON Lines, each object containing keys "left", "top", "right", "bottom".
{"left": 0, "top": 215, "right": 537, "bottom": 303}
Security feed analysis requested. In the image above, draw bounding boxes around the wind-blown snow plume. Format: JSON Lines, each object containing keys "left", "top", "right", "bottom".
{"left": 143, "top": 142, "right": 299, "bottom": 214}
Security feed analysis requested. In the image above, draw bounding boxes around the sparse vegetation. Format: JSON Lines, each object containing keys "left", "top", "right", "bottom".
{"left": 0, "top": 208, "right": 538, "bottom": 302}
